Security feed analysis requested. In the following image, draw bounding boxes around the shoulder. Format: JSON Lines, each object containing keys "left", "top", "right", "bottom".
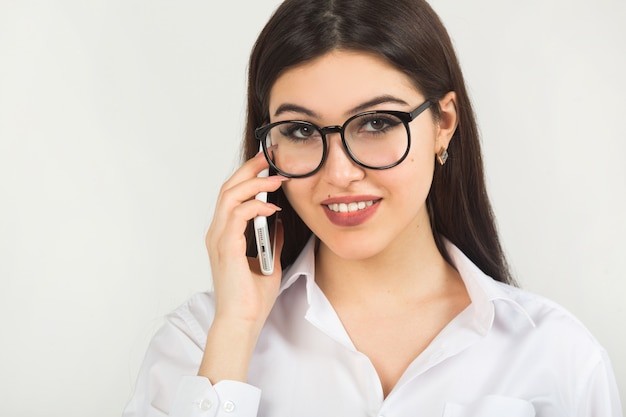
{"left": 496, "top": 281, "right": 592, "bottom": 334}
{"left": 447, "top": 241, "right": 605, "bottom": 356}
{"left": 491, "top": 281, "right": 608, "bottom": 365}
{"left": 491, "top": 282, "right": 623, "bottom": 411}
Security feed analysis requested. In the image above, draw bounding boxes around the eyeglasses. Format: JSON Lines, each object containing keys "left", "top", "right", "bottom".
{"left": 255, "top": 100, "right": 432, "bottom": 178}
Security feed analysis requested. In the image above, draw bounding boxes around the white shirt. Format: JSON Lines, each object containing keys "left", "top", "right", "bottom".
{"left": 123, "top": 238, "right": 622, "bottom": 416}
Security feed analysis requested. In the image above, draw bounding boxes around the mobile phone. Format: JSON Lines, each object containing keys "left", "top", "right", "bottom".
{"left": 254, "top": 145, "right": 275, "bottom": 275}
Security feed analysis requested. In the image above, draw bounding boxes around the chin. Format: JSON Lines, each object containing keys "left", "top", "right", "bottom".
{"left": 318, "top": 233, "right": 389, "bottom": 261}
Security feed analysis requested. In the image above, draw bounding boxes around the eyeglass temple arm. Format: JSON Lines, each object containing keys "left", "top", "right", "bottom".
{"left": 409, "top": 100, "right": 432, "bottom": 120}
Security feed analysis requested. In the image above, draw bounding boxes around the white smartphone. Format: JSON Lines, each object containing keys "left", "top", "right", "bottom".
{"left": 254, "top": 144, "right": 275, "bottom": 275}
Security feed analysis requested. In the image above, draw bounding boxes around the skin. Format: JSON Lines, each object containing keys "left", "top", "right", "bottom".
{"left": 201, "top": 50, "right": 470, "bottom": 397}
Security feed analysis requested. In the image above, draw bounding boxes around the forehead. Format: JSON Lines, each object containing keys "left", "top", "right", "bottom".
{"left": 268, "top": 50, "right": 422, "bottom": 119}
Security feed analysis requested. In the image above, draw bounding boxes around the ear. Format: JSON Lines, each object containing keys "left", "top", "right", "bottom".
{"left": 434, "top": 91, "right": 458, "bottom": 153}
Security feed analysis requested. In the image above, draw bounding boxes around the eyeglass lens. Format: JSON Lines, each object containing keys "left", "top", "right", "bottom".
{"left": 263, "top": 113, "right": 408, "bottom": 177}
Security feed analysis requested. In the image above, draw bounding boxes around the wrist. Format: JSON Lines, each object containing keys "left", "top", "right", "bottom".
{"left": 198, "top": 317, "right": 264, "bottom": 384}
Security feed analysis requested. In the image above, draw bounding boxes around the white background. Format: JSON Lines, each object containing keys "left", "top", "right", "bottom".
{"left": 0, "top": 1, "right": 624, "bottom": 415}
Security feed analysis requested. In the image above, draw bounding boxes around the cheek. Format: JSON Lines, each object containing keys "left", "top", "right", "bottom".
{"left": 397, "top": 147, "right": 436, "bottom": 193}
{"left": 281, "top": 181, "right": 296, "bottom": 201}
{"left": 410, "top": 119, "right": 438, "bottom": 156}
{"left": 407, "top": 137, "right": 436, "bottom": 171}
{"left": 282, "top": 181, "right": 309, "bottom": 213}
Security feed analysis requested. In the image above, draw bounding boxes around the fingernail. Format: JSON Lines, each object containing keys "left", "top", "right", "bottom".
{"left": 269, "top": 175, "right": 289, "bottom": 182}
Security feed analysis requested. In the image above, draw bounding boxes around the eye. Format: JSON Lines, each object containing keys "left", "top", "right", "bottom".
{"left": 354, "top": 115, "right": 401, "bottom": 134}
{"left": 363, "top": 118, "right": 389, "bottom": 131}
{"left": 279, "top": 123, "right": 319, "bottom": 141}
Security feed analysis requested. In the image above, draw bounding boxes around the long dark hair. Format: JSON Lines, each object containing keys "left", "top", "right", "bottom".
{"left": 243, "top": 0, "right": 514, "bottom": 285}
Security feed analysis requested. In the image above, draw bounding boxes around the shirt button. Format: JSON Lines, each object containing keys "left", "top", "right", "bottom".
{"left": 198, "top": 399, "right": 213, "bottom": 411}
{"left": 223, "top": 400, "right": 236, "bottom": 413}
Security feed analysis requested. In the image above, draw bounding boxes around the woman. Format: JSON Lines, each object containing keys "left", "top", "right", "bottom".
{"left": 123, "top": 0, "right": 622, "bottom": 415}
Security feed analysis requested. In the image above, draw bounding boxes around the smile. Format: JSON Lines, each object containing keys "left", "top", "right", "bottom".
{"left": 326, "top": 200, "right": 376, "bottom": 213}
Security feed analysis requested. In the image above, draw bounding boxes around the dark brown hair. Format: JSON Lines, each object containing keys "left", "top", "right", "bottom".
{"left": 243, "top": 0, "right": 514, "bottom": 284}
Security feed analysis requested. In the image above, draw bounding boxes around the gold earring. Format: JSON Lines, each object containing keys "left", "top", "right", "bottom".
{"left": 437, "top": 147, "right": 449, "bottom": 165}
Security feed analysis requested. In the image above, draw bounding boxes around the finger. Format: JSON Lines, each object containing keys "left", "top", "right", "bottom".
{"left": 219, "top": 175, "right": 287, "bottom": 210}
{"left": 221, "top": 151, "right": 272, "bottom": 192}
{"left": 225, "top": 200, "right": 282, "bottom": 237}
{"left": 211, "top": 176, "right": 287, "bottom": 239}
{"left": 208, "top": 198, "right": 281, "bottom": 250}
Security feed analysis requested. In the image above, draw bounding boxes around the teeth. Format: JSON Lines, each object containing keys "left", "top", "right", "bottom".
{"left": 327, "top": 200, "right": 375, "bottom": 213}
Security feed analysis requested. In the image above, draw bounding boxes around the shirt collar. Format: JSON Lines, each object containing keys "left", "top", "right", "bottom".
{"left": 278, "top": 236, "right": 536, "bottom": 331}
{"left": 444, "top": 240, "right": 536, "bottom": 331}
{"left": 278, "top": 236, "right": 317, "bottom": 295}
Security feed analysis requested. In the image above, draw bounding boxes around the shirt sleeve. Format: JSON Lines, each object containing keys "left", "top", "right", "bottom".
{"left": 577, "top": 349, "right": 623, "bottom": 417}
{"left": 122, "top": 294, "right": 262, "bottom": 417}
{"left": 169, "top": 377, "right": 261, "bottom": 417}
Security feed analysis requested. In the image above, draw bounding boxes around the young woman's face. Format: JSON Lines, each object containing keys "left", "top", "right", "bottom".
{"left": 268, "top": 50, "right": 456, "bottom": 261}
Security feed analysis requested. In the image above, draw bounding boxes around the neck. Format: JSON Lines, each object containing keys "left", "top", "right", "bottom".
{"left": 314, "top": 225, "right": 461, "bottom": 309}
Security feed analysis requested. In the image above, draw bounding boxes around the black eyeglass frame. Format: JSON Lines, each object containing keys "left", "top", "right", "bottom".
{"left": 254, "top": 100, "right": 433, "bottom": 178}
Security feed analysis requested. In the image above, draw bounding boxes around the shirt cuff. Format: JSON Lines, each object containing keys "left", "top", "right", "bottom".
{"left": 169, "top": 376, "right": 261, "bottom": 417}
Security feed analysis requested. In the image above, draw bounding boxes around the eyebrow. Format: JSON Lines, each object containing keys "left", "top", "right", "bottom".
{"left": 273, "top": 95, "right": 411, "bottom": 119}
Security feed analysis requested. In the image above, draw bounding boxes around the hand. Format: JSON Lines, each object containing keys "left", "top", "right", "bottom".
{"left": 205, "top": 151, "right": 287, "bottom": 329}
{"left": 201, "top": 152, "right": 287, "bottom": 383}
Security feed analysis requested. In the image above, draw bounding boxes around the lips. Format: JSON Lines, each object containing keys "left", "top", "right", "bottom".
{"left": 326, "top": 200, "right": 375, "bottom": 213}
{"left": 321, "top": 197, "right": 381, "bottom": 227}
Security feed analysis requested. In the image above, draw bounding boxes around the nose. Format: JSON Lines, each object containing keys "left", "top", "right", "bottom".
{"left": 321, "top": 131, "right": 365, "bottom": 186}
